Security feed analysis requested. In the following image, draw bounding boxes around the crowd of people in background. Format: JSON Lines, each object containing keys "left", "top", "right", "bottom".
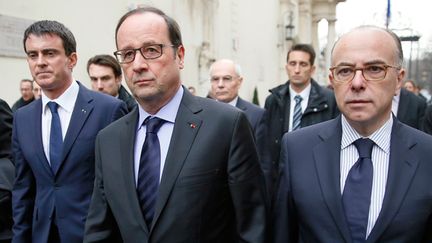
{"left": 1, "top": 5, "right": 432, "bottom": 243}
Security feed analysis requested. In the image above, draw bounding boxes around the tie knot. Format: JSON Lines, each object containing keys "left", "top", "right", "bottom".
{"left": 353, "top": 138, "right": 374, "bottom": 159}
{"left": 47, "top": 102, "right": 59, "bottom": 114}
{"left": 294, "top": 95, "right": 302, "bottom": 103}
{"left": 144, "top": 117, "right": 165, "bottom": 134}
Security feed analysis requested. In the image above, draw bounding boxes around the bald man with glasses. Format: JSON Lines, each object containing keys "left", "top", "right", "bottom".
{"left": 273, "top": 25, "right": 432, "bottom": 242}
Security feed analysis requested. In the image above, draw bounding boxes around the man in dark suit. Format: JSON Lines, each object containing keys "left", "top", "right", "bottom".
{"left": 258, "top": 44, "right": 339, "bottom": 196}
{"left": 274, "top": 26, "right": 432, "bottom": 242}
{"left": 0, "top": 99, "right": 13, "bottom": 243}
{"left": 84, "top": 7, "right": 267, "bottom": 243}
{"left": 11, "top": 79, "right": 34, "bottom": 112}
{"left": 393, "top": 87, "right": 426, "bottom": 130}
{"left": 12, "top": 20, "right": 127, "bottom": 243}
{"left": 87, "top": 54, "right": 137, "bottom": 112}
{"left": 209, "top": 59, "right": 265, "bottom": 134}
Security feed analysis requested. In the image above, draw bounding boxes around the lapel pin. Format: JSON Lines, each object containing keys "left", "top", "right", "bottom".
{"left": 82, "top": 109, "right": 86, "bottom": 113}
{"left": 189, "top": 123, "right": 196, "bottom": 129}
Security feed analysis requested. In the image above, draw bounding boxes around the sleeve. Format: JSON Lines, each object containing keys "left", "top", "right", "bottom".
{"left": 11, "top": 112, "right": 35, "bottom": 243}
{"left": 0, "top": 99, "right": 13, "bottom": 159}
{"left": 228, "top": 111, "right": 269, "bottom": 243}
{"left": 83, "top": 135, "right": 122, "bottom": 243}
{"left": 272, "top": 134, "right": 298, "bottom": 243}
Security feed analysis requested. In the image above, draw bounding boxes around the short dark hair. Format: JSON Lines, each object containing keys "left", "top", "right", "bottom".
{"left": 87, "top": 54, "right": 122, "bottom": 78}
{"left": 21, "top": 79, "right": 33, "bottom": 88}
{"left": 115, "top": 6, "right": 182, "bottom": 49}
{"left": 287, "top": 44, "right": 316, "bottom": 65}
{"left": 23, "top": 20, "right": 76, "bottom": 56}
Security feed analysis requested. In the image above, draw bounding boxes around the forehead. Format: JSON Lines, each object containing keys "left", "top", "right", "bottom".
{"left": 288, "top": 50, "right": 311, "bottom": 62}
{"left": 89, "top": 64, "right": 115, "bottom": 75}
{"left": 25, "top": 33, "right": 64, "bottom": 50}
{"left": 332, "top": 29, "right": 397, "bottom": 65}
{"left": 211, "top": 61, "right": 236, "bottom": 76}
{"left": 116, "top": 12, "right": 169, "bottom": 50}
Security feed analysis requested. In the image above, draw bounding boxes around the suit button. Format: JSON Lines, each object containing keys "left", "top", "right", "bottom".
{"left": 275, "top": 139, "right": 279, "bottom": 144}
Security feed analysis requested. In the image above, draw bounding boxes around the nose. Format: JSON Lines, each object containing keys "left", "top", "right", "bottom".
{"left": 96, "top": 80, "right": 104, "bottom": 90}
{"left": 294, "top": 64, "right": 301, "bottom": 73}
{"left": 35, "top": 55, "right": 47, "bottom": 66}
{"left": 350, "top": 70, "right": 366, "bottom": 90}
{"left": 132, "top": 50, "right": 150, "bottom": 72}
{"left": 217, "top": 78, "right": 224, "bottom": 87}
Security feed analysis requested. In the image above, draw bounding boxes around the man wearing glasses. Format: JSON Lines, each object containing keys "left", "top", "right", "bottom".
{"left": 209, "top": 59, "right": 265, "bottom": 134}
{"left": 273, "top": 25, "right": 432, "bottom": 242}
{"left": 84, "top": 6, "right": 267, "bottom": 243}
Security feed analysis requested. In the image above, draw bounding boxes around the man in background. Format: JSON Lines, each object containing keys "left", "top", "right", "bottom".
{"left": 11, "top": 79, "right": 34, "bottom": 112}
{"left": 87, "top": 54, "right": 137, "bottom": 112}
{"left": 258, "top": 44, "right": 338, "bottom": 194}
{"left": 12, "top": 20, "right": 126, "bottom": 243}
{"left": 209, "top": 59, "right": 265, "bottom": 133}
{"left": 32, "top": 82, "right": 42, "bottom": 100}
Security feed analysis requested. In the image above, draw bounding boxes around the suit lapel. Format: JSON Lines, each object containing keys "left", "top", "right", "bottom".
{"left": 117, "top": 110, "right": 151, "bottom": 233}
{"left": 313, "top": 118, "right": 352, "bottom": 242}
{"left": 31, "top": 100, "right": 54, "bottom": 175}
{"left": 367, "top": 121, "right": 419, "bottom": 242}
{"left": 56, "top": 84, "right": 93, "bottom": 175}
{"left": 151, "top": 91, "right": 202, "bottom": 230}
{"left": 236, "top": 97, "right": 247, "bottom": 112}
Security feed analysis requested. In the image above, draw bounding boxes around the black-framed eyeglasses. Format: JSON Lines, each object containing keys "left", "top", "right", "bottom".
{"left": 113, "top": 44, "right": 175, "bottom": 64}
{"left": 329, "top": 64, "right": 401, "bottom": 83}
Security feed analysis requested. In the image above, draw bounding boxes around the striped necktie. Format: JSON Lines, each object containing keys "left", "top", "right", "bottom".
{"left": 292, "top": 95, "right": 303, "bottom": 131}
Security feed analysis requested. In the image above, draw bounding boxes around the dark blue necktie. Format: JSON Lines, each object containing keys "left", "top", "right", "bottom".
{"left": 343, "top": 138, "right": 374, "bottom": 242}
{"left": 47, "top": 102, "right": 63, "bottom": 173}
{"left": 137, "top": 117, "right": 165, "bottom": 227}
{"left": 292, "top": 95, "right": 303, "bottom": 131}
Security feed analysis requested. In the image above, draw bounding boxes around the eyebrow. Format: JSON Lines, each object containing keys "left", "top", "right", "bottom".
{"left": 334, "top": 60, "right": 388, "bottom": 67}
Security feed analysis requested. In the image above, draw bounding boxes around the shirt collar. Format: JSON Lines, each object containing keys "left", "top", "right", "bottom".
{"left": 289, "top": 81, "right": 311, "bottom": 100}
{"left": 41, "top": 80, "right": 79, "bottom": 114}
{"left": 341, "top": 114, "right": 392, "bottom": 154}
{"left": 226, "top": 96, "right": 239, "bottom": 107}
{"left": 137, "top": 85, "right": 183, "bottom": 130}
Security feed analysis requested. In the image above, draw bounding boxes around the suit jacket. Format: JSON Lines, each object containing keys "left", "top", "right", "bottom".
{"left": 397, "top": 88, "right": 426, "bottom": 130}
{"left": 12, "top": 82, "right": 127, "bottom": 243}
{"left": 273, "top": 116, "right": 432, "bottom": 242}
{"left": 235, "top": 97, "right": 265, "bottom": 134}
{"left": 258, "top": 79, "right": 339, "bottom": 197}
{"left": 0, "top": 99, "right": 13, "bottom": 241}
{"left": 84, "top": 87, "right": 268, "bottom": 243}
{"left": 118, "top": 85, "right": 137, "bottom": 112}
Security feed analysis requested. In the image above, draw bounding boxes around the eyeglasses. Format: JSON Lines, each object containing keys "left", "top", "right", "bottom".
{"left": 113, "top": 44, "right": 175, "bottom": 64}
{"left": 329, "top": 64, "right": 401, "bottom": 83}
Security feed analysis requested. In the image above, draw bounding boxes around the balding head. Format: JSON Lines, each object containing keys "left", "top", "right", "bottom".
{"left": 209, "top": 59, "right": 243, "bottom": 103}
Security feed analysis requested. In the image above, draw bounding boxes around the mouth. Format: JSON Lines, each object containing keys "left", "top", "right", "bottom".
{"left": 133, "top": 78, "right": 154, "bottom": 85}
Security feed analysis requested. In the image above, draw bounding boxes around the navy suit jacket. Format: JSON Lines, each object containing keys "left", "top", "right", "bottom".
{"left": 12, "top": 82, "right": 127, "bottom": 243}
{"left": 235, "top": 97, "right": 265, "bottom": 134}
{"left": 273, "top": 116, "right": 432, "bottom": 242}
{"left": 84, "top": 87, "right": 268, "bottom": 243}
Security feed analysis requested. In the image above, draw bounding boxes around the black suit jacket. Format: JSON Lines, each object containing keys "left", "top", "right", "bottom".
{"left": 235, "top": 97, "right": 265, "bottom": 134}
{"left": 397, "top": 88, "right": 426, "bottom": 130}
{"left": 118, "top": 85, "right": 137, "bottom": 112}
{"left": 84, "top": 87, "right": 268, "bottom": 243}
{"left": 0, "top": 99, "right": 13, "bottom": 241}
{"left": 274, "top": 116, "right": 432, "bottom": 242}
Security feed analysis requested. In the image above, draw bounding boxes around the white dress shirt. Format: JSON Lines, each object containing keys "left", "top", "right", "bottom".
{"left": 288, "top": 83, "right": 311, "bottom": 132}
{"left": 133, "top": 86, "right": 183, "bottom": 186}
{"left": 340, "top": 114, "right": 392, "bottom": 238}
{"left": 41, "top": 81, "right": 79, "bottom": 165}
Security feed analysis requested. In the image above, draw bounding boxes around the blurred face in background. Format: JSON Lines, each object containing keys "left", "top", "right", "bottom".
{"left": 286, "top": 51, "right": 315, "bottom": 93}
{"left": 89, "top": 64, "right": 121, "bottom": 97}
{"left": 20, "top": 80, "right": 34, "bottom": 101}
{"left": 210, "top": 59, "right": 243, "bottom": 103}
{"left": 32, "top": 81, "right": 42, "bottom": 99}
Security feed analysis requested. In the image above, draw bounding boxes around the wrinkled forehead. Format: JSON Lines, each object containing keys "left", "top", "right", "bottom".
{"left": 331, "top": 28, "right": 398, "bottom": 66}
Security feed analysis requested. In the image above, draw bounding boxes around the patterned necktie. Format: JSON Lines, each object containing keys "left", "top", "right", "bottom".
{"left": 292, "top": 95, "right": 303, "bottom": 131}
{"left": 342, "top": 138, "right": 374, "bottom": 242}
{"left": 137, "top": 117, "right": 165, "bottom": 227}
{"left": 47, "top": 102, "right": 63, "bottom": 173}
